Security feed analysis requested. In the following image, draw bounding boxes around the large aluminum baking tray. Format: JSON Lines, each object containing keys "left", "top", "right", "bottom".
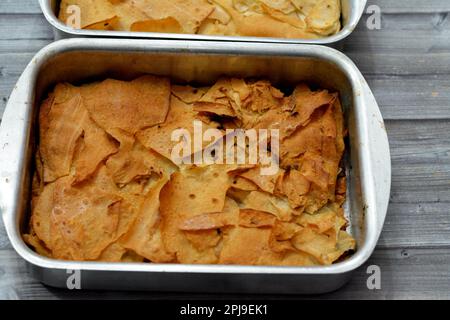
{"left": 0, "top": 38, "right": 390, "bottom": 294}
{"left": 40, "top": 0, "right": 367, "bottom": 44}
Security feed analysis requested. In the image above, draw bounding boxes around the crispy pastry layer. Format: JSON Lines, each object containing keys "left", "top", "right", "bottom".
{"left": 25, "top": 75, "right": 355, "bottom": 265}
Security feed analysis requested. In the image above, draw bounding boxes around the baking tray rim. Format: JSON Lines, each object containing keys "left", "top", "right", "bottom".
{"left": 39, "top": 0, "right": 367, "bottom": 44}
{"left": 0, "top": 38, "right": 390, "bottom": 276}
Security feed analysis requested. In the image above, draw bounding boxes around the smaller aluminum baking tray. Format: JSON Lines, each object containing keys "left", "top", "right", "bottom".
{"left": 0, "top": 38, "right": 390, "bottom": 294}
{"left": 40, "top": 0, "right": 367, "bottom": 44}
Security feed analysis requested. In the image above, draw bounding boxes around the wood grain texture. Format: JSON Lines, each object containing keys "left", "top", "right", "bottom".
{"left": 367, "top": 76, "right": 450, "bottom": 120}
{"left": 0, "top": 53, "right": 37, "bottom": 116}
{"left": 0, "top": 0, "right": 42, "bottom": 14}
{"left": 347, "top": 13, "right": 450, "bottom": 53}
{"left": 0, "top": 248, "right": 449, "bottom": 300}
{"left": 387, "top": 120, "right": 450, "bottom": 204}
{"left": 0, "top": 0, "right": 450, "bottom": 300}
{"left": 0, "top": 15, "right": 53, "bottom": 40}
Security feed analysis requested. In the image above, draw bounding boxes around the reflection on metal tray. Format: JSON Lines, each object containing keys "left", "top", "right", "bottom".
{"left": 40, "top": 0, "right": 367, "bottom": 44}
{"left": 0, "top": 38, "right": 390, "bottom": 294}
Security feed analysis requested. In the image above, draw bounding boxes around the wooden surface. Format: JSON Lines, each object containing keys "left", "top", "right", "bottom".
{"left": 0, "top": 0, "right": 449, "bottom": 300}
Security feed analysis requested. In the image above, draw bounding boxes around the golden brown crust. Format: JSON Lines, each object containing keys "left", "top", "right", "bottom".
{"left": 80, "top": 75, "right": 171, "bottom": 134}
{"left": 25, "top": 75, "right": 355, "bottom": 266}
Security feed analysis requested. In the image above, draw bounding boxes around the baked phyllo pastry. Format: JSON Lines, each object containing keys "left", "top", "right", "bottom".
{"left": 25, "top": 75, "right": 355, "bottom": 265}
{"left": 58, "top": 0, "right": 342, "bottom": 39}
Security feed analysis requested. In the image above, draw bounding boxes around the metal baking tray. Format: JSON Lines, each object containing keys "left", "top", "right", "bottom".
{"left": 40, "top": 0, "right": 367, "bottom": 44}
{"left": 0, "top": 38, "right": 390, "bottom": 294}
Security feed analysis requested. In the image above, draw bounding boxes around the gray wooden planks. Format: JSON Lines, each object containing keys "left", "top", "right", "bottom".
{"left": 378, "top": 202, "right": 450, "bottom": 248}
{"left": 0, "top": 53, "right": 37, "bottom": 116}
{"left": 372, "top": 0, "right": 450, "bottom": 14}
{"left": 367, "top": 76, "right": 450, "bottom": 120}
{"left": 346, "top": 13, "right": 450, "bottom": 53}
{"left": 0, "top": 248, "right": 449, "bottom": 300}
{"left": 0, "top": 0, "right": 42, "bottom": 14}
{"left": 0, "top": 15, "right": 53, "bottom": 40}
{"left": 387, "top": 120, "right": 450, "bottom": 204}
